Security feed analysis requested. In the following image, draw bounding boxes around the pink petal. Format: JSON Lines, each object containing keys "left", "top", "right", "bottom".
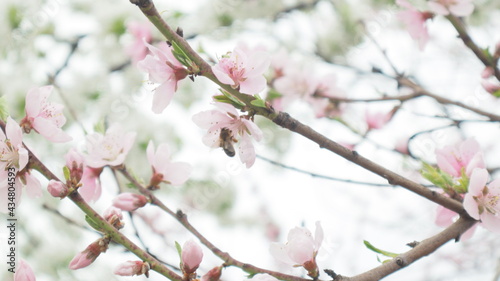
{"left": 192, "top": 110, "right": 230, "bottom": 130}
{"left": 146, "top": 140, "right": 155, "bottom": 166}
{"left": 238, "top": 134, "right": 256, "bottom": 168}
{"left": 428, "top": 2, "right": 449, "bottom": 15}
{"left": 152, "top": 80, "right": 177, "bottom": 114}
{"left": 212, "top": 66, "right": 235, "bottom": 86}
{"left": 18, "top": 147, "right": 29, "bottom": 171}
{"left": 481, "top": 213, "right": 500, "bottom": 233}
{"left": 24, "top": 173, "right": 42, "bottom": 198}
{"left": 269, "top": 243, "right": 294, "bottom": 265}
{"left": 6, "top": 116, "right": 23, "bottom": 147}
{"left": 14, "top": 259, "right": 36, "bottom": 281}
{"left": 239, "top": 75, "right": 267, "bottom": 95}
{"left": 314, "top": 221, "right": 323, "bottom": 250}
{"left": 463, "top": 193, "right": 480, "bottom": 220}
{"left": 468, "top": 168, "right": 488, "bottom": 195}
{"left": 152, "top": 143, "right": 172, "bottom": 172}
{"left": 162, "top": 162, "right": 191, "bottom": 186}
{"left": 32, "top": 118, "right": 72, "bottom": 143}
{"left": 241, "top": 119, "right": 263, "bottom": 141}
{"left": 449, "top": 2, "right": 474, "bottom": 17}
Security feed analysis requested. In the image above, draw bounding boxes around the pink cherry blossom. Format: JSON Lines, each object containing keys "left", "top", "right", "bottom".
{"left": 0, "top": 169, "right": 42, "bottom": 213}
{"left": 14, "top": 259, "right": 36, "bottom": 281}
{"left": 114, "top": 261, "right": 150, "bottom": 277}
{"left": 79, "top": 166, "right": 102, "bottom": 202}
{"left": 112, "top": 192, "right": 148, "bottom": 211}
{"left": 20, "top": 85, "right": 72, "bottom": 143}
{"left": 47, "top": 180, "right": 69, "bottom": 198}
{"left": 365, "top": 109, "right": 393, "bottom": 131}
{"left": 396, "top": 0, "right": 433, "bottom": 50}
{"left": 103, "top": 206, "right": 124, "bottom": 227}
{"left": 435, "top": 196, "right": 477, "bottom": 240}
{"left": 137, "top": 41, "right": 188, "bottom": 113}
{"left": 212, "top": 44, "right": 270, "bottom": 95}
{"left": 84, "top": 125, "right": 136, "bottom": 168}
{"left": 125, "top": 21, "right": 152, "bottom": 64}
{"left": 463, "top": 168, "right": 500, "bottom": 233}
{"left": 0, "top": 116, "right": 29, "bottom": 171}
{"left": 435, "top": 138, "right": 485, "bottom": 178}
{"left": 181, "top": 240, "right": 203, "bottom": 274}
{"left": 192, "top": 102, "right": 263, "bottom": 168}
{"left": 270, "top": 221, "right": 323, "bottom": 277}
{"left": 428, "top": 0, "right": 474, "bottom": 17}
{"left": 146, "top": 140, "right": 191, "bottom": 188}
{"left": 65, "top": 148, "right": 84, "bottom": 183}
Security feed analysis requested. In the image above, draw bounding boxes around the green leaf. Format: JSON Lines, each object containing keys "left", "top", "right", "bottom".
{"left": 93, "top": 120, "right": 106, "bottom": 134}
{"left": 85, "top": 215, "right": 103, "bottom": 232}
{"left": 0, "top": 96, "right": 8, "bottom": 121}
{"left": 364, "top": 240, "right": 399, "bottom": 258}
{"left": 421, "top": 163, "right": 454, "bottom": 192}
{"left": 266, "top": 88, "right": 282, "bottom": 101}
{"left": 175, "top": 241, "right": 182, "bottom": 259}
{"left": 170, "top": 41, "right": 192, "bottom": 68}
{"left": 455, "top": 169, "right": 469, "bottom": 194}
{"left": 493, "top": 89, "right": 500, "bottom": 98}
{"left": 250, "top": 94, "right": 266, "bottom": 108}
{"left": 7, "top": 6, "right": 22, "bottom": 30}
{"left": 217, "top": 89, "right": 246, "bottom": 108}
{"left": 63, "top": 166, "right": 71, "bottom": 182}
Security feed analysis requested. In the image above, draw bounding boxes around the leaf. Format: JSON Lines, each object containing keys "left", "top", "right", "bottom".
{"left": 85, "top": 215, "right": 103, "bottom": 232}
{"left": 63, "top": 166, "right": 71, "bottom": 182}
{"left": 215, "top": 89, "right": 246, "bottom": 108}
{"left": 0, "top": 96, "right": 9, "bottom": 121}
{"left": 175, "top": 241, "right": 183, "bottom": 259}
{"left": 171, "top": 41, "right": 192, "bottom": 68}
{"left": 363, "top": 240, "right": 399, "bottom": 258}
{"left": 93, "top": 120, "right": 106, "bottom": 134}
{"left": 250, "top": 94, "right": 266, "bottom": 108}
{"left": 421, "top": 163, "right": 454, "bottom": 192}
{"left": 493, "top": 89, "right": 500, "bottom": 98}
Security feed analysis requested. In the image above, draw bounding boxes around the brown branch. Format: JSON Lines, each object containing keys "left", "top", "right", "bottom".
{"left": 271, "top": 112, "right": 464, "bottom": 214}
{"left": 446, "top": 15, "right": 500, "bottom": 81}
{"left": 339, "top": 216, "right": 477, "bottom": 281}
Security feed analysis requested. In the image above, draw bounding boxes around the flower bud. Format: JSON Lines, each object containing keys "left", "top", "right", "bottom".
{"left": 14, "top": 259, "right": 36, "bottom": 281}
{"left": 47, "top": 180, "right": 69, "bottom": 198}
{"left": 103, "top": 207, "right": 124, "bottom": 229}
{"left": 181, "top": 240, "right": 203, "bottom": 275}
{"left": 114, "top": 261, "right": 150, "bottom": 277}
{"left": 69, "top": 238, "right": 109, "bottom": 270}
{"left": 201, "top": 266, "right": 222, "bottom": 281}
{"left": 112, "top": 193, "right": 148, "bottom": 211}
{"left": 65, "top": 148, "right": 85, "bottom": 184}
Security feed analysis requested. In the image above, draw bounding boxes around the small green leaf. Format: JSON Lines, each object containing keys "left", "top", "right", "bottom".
{"left": 493, "top": 89, "right": 500, "bottom": 98}
{"left": 93, "top": 120, "right": 106, "bottom": 134}
{"left": 421, "top": 163, "right": 454, "bottom": 192}
{"left": 266, "top": 88, "right": 282, "bottom": 101}
{"left": 364, "top": 240, "right": 399, "bottom": 258}
{"left": 85, "top": 215, "right": 103, "bottom": 232}
{"left": 250, "top": 94, "right": 266, "bottom": 108}
{"left": 171, "top": 41, "right": 193, "bottom": 69}
{"left": 219, "top": 89, "right": 246, "bottom": 107}
{"left": 175, "top": 241, "right": 183, "bottom": 259}
{"left": 0, "top": 96, "right": 9, "bottom": 121}
{"left": 213, "top": 95, "right": 233, "bottom": 104}
{"left": 63, "top": 166, "right": 71, "bottom": 182}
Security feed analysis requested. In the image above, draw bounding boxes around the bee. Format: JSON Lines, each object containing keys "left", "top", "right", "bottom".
{"left": 219, "top": 128, "right": 236, "bottom": 157}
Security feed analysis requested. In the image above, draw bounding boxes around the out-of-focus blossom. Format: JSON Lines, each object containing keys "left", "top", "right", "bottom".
{"left": 213, "top": 44, "right": 270, "bottom": 95}
{"left": 84, "top": 125, "right": 136, "bottom": 168}
{"left": 395, "top": 137, "right": 410, "bottom": 155}
{"left": 463, "top": 168, "right": 500, "bottom": 233}
{"left": 192, "top": 102, "right": 263, "bottom": 168}
{"left": 137, "top": 41, "right": 188, "bottom": 113}
{"left": 47, "top": 180, "right": 69, "bottom": 198}
{"left": 112, "top": 193, "right": 148, "bottom": 211}
{"left": 146, "top": 140, "right": 191, "bottom": 189}
{"left": 481, "top": 67, "right": 494, "bottom": 79}
{"left": 273, "top": 68, "right": 317, "bottom": 111}
{"left": 114, "top": 261, "right": 150, "bottom": 277}
{"left": 481, "top": 80, "right": 500, "bottom": 95}
{"left": 181, "top": 240, "right": 203, "bottom": 275}
{"left": 396, "top": 0, "right": 433, "bottom": 50}
{"left": 435, "top": 138, "right": 485, "bottom": 178}
{"left": 14, "top": 259, "right": 36, "bottom": 281}
{"left": 125, "top": 21, "right": 152, "bottom": 64}
{"left": 308, "top": 74, "right": 346, "bottom": 119}
{"left": 428, "top": 0, "right": 474, "bottom": 16}
{"left": 0, "top": 116, "right": 28, "bottom": 171}
{"left": 270, "top": 221, "right": 323, "bottom": 278}
{"left": 20, "top": 85, "right": 72, "bottom": 143}
{"left": 365, "top": 110, "right": 393, "bottom": 131}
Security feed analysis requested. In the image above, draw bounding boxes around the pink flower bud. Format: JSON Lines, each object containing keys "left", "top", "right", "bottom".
{"left": 65, "top": 148, "right": 85, "bottom": 183}
{"left": 481, "top": 67, "right": 495, "bottom": 79}
{"left": 14, "top": 259, "right": 36, "bottom": 281}
{"left": 201, "top": 266, "right": 222, "bottom": 281}
{"left": 69, "top": 239, "right": 108, "bottom": 270}
{"left": 112, "top": 193, "right": 148, "bottom": 211}
{"left": 47, "top": 180, "right": 69, "bottom": 198}
{"left": 103, "top": 207, "right": 124, "bottom": 229}
{"left": 181, "top": 240, "right": 203, "bottom": 274}
{"left": 481, "top": 80, "right": 500, "bottom": 95}
{"left": 114, "top": 261, "right": 150, "bottom": 277}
